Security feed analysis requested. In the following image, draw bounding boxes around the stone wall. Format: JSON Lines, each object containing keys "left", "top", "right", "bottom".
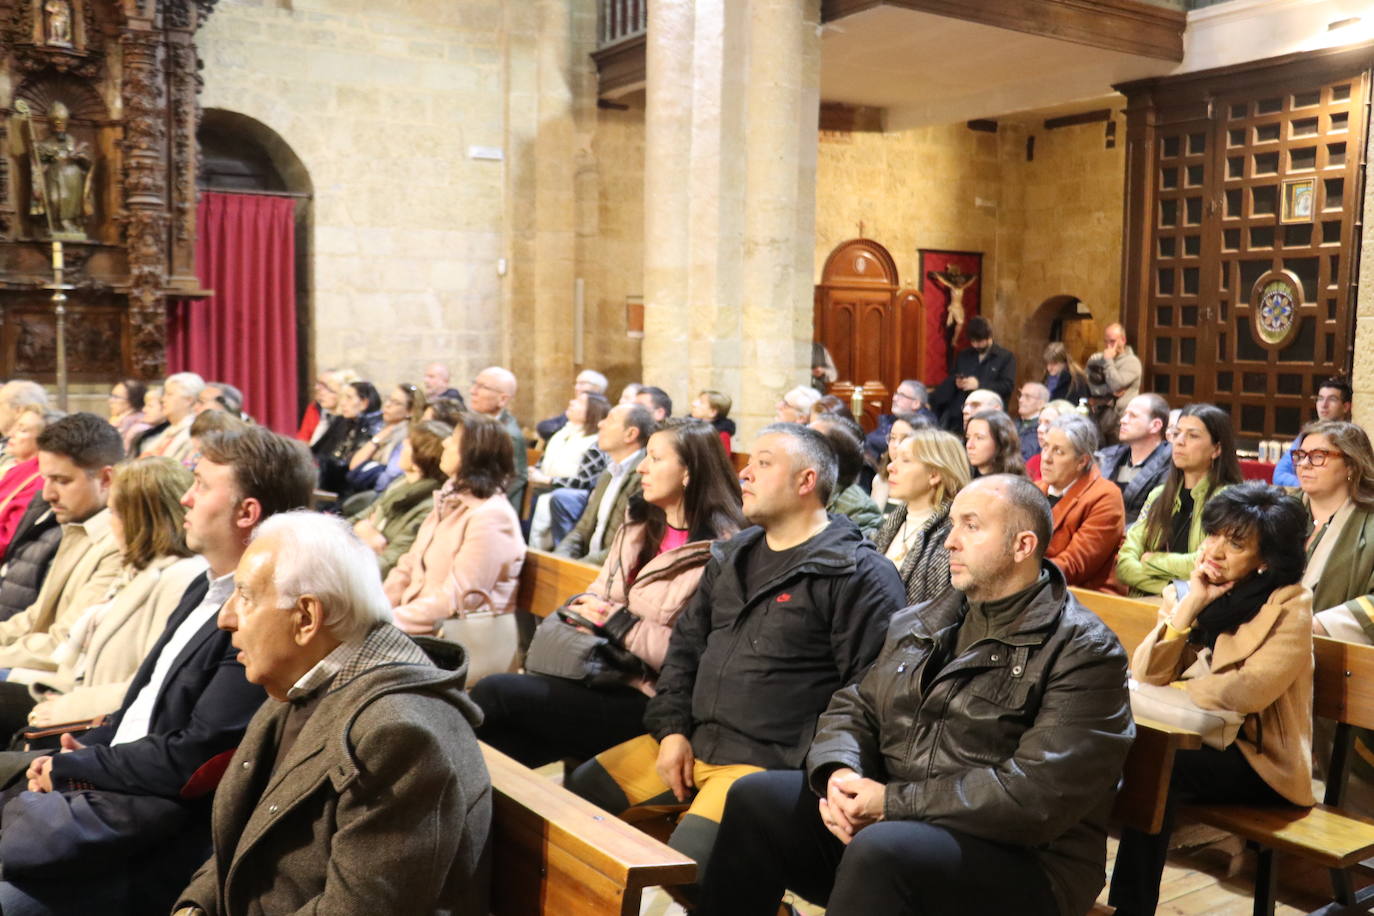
{"left": 197, "top": 0, "right": 633, "bottom": 429}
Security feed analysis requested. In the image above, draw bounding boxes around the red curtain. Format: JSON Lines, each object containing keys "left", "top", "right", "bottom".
{"left": 167, "top": 191, "right": 298, "bottom": 434}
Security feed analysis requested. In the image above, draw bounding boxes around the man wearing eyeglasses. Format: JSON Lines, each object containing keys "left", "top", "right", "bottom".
{"left": 863, "top": 380, "right": 935, "bottom": 463}
{"left": 468, "top": 366, "right": 528, "bottom": 513}
{"left": 1272, "top": 377, "right": 1353, "bottom": 486}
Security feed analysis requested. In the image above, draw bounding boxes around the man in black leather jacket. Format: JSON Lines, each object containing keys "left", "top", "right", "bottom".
{"left": 698, "top": 474, "right": 1134, "bottom": 916}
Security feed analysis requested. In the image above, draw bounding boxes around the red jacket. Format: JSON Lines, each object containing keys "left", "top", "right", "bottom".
{"left": 1037, "top": 465, "right": 1125, "bottom": 591}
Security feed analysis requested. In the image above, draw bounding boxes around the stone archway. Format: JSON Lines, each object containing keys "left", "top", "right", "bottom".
{"left": 1021, "top": 294, "right": 1101, "bottom": 382}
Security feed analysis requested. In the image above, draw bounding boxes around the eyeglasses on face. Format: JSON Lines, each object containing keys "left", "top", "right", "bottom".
{"left": 1291, "top": 448, "right": 1344, "bottom": 467}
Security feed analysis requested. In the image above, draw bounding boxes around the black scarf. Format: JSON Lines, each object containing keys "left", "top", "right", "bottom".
{"left": 1189, "top": 569, "right": 1280, "bottom": 650}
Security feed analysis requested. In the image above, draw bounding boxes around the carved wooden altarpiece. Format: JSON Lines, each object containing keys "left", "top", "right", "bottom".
{"left": 0, "top": 0, "right": 216, "bottom": 382}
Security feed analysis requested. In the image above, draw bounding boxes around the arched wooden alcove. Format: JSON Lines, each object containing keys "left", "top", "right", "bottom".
{"left": 814, "top": 238, "right": 923, "bottom": 422}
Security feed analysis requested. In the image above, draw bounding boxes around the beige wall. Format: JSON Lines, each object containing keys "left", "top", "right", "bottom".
{"left": 197, "top": 0, "right": 636, "bottom": 428}
{"left": 814, "top": 112, "right": 1126, "bottom": 393}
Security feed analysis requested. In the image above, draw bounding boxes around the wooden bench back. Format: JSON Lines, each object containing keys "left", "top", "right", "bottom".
{"left": 1313, "top": 635, "right": 1374, "bottom": 730}
{"left": 483, "top": 743, "right": 696, "bottom": 915}
{"left": 516, "top": 548, "right": 601, "bottom": 621}
{"left": 1069, "top": 587, "right": 1159, "bottom": 656}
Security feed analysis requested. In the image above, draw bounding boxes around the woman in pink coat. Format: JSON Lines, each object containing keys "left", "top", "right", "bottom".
{"left": 473, "top": 419, "right": 744, "bottom": 766}
{"left": 384, "top": 412, "right": 526, "bottom": 683}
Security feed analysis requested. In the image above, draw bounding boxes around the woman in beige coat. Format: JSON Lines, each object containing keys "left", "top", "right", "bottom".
{"left": 384, "top": 412, "right": 526, "bottom": 683}
{"left": 472, "top": 419, "right": 745, "bottom": 767}
{"left": 14, "top": 457, "right": 206, "bottom": 730}
{"left": 1109, "top": 482, "right": 1313, "bottom": 916}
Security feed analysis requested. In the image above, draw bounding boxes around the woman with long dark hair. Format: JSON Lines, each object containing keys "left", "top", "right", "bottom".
{"left": 1109, "top": 482, "right": 1313, "bottom": 915}
{"left": 385, "top": 412, "right": 526, "bottom": 683}
{"left": 965, "top": 409, "right": 1026, "bottom": 479}
{"left": 1117, "top": 403, "right": 1243, "bottom": 597}
{"left": 473, "top": 418, "right": 744, "bottom": 766}
{"left": 1043, "top": 341, "right": 1089, "bottom": 405}
{"left": 315, "top": 380, "right": 383, "bottom": 496}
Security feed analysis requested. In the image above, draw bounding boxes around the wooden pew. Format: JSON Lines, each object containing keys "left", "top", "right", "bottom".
{"left": 516, "top": 548, "right": 601, "bottom": 620}
{"left": 483, "top": 742, "right": 697, "bottom": 915}
{"left": 1070, "top": 588, "right": 1204, "bottom": 835}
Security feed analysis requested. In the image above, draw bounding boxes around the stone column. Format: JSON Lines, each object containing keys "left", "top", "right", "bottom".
{"left": 1354, "top": 158, "right": 1374, "bottom": 431}
{"left": 641, "top": 0, "right": 820, "bottom": 443}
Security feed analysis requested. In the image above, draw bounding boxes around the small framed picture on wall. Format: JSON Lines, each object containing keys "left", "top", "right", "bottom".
{"left": 1280, "top": 177, "right": 1316, "bottom": 224}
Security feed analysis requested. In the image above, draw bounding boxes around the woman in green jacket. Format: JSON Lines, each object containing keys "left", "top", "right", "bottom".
{"left": 1299, "top": 420, "right": 1374, "bottom": 641}
{"left": 351, "top": 420, "right": 452, "bottom": 576}
{"left": 1115, "top": 403, "right": 1242, "bottom": 596}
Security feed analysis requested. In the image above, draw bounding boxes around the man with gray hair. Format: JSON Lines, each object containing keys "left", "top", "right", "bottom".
{"left": 141, "top": 371, "right": 205, "bottom": 463}
{"left": 699, "top": 474, "right": 1133, "bottom": 916}
{"left": 864, "top": 380, "right": 936, "bottom": 463}
{"left": 1035, "top": 414, "right": 1125, "bottom": 590}
{"left": 568, "top": 423, "right": 905, "bottom": 899}
{"left": 1017, "top": 382, "right": 1051, "bottom": 461}
{"left": 960, "top": 388, "right": 1003, "bottom": 433}
{"left": 172, "top": 512, "right": 490, "bottom": 916}
{"left": 468, "top": 366, "right": 527, "bottom": 513}
{"left": 536, "top": 369, "right": 610, "bottom": 442}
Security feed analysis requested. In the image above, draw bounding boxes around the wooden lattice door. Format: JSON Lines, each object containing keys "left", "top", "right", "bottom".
{"left": 1120, "top": 48, "right": 1370, "bottom": 442}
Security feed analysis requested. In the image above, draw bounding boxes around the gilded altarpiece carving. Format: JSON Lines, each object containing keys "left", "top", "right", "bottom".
{"left": 0, "top": 0, "right": 214, "bottom": 381}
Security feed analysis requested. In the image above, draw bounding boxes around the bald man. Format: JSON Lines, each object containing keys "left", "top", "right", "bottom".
{"left": 423, "top": 363, "right": 466, "bottom": 408}
{"left": 1087, "top": 324, "right": 1142, "bottom": 414}
{"left": 469, "top": 366, "right": 527, "bottom": 513}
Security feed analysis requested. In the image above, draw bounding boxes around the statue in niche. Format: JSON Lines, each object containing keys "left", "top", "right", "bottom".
{"left": 43, "top": 0, "right": 74, "bottom": 47}
{"left": 930, "top": 264, "right": 977, "bottom": 348}
{"left": 26, "top": 101, "right": 93, "bottom": 239}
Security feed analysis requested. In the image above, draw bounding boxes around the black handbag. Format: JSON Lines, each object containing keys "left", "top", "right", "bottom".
{"left": 524, "top": 596, "right": 647, "bottom": 690}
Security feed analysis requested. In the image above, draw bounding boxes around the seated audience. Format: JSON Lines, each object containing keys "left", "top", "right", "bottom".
{"left": 619, "top": 382, "right": 643, "bottom": 405}
{"left": 1036, "top": 414, "right": 1125, "bottom": 590}
{"left": 173, "top": 512, "right": 490, "bottom": 916}
{"left": 536, "top": 369, "right": 608, "bottom": 442}
{"left": 528, "top": 394, "right": 613, "bottom": 549}
{"left": 0, "top": 414, "right": 124, "bottom": 669}
{"left": 864, "top": 380, "right": 936, "bottom": 464}
{"left": 423, "top": 396, "right": 466, "bottom": 427}
{"left": 0, "top": 381, "right": 50, "bottom": 472}
{"left": 960, "top": 388, "right": 1003, "bottom": 432}
{"left": 965, "top": 409, "right": 1026, "bottom": 479}
{"left": 195, "top": 381, "right": 245, "bottom": 419}
{"left": 467, "top": 366, "right": 527, "bottom": 513}
{"left": 810, "top": 395, "right": 856, "bottom": 426}
{"left": 1017, "top": 382, "right": 1049, "bottom": 460}
{"left": 0, "top": 426, "right": 314, "bottom": 914}
{"left": 422, "top": 360, "right": 467, "bottom": 406}
{"left": 138, "top": 372, "right": 204, "bottom": 463}
{"left": 1295, "top": 422, "right": 1374, "bottom": 642}
{"left": 474, "top": 419, "right": 744, "bottom": 767}
{"left": 129, "top": 384, "right": 166, "bottom": 456}
{"left": 1109, "top": 483, "right": 1313, "bottom": 915}
{"left": 0, "top": 407, "right": 51, "bottom": 558}
{"left": 868, "top": 412, "right": 928, "bottom": 507}
{"left": 296, "top": 367, "right": 356, "bottom": 447}
{"left": 343, "top": 382, "right": 425, "bottom": 513}
{"left": 691, "top": 389, "right": 737, "bottom": 454}
{"left": 775, "top": 385, "right": 821, "bottom": 424}
{"left": 698, "top": 475, "right": 1133, "bottom": 916}
{"left": 528, "top": 392, "right": 607, "bottom": 489}
{"left": 636, "top": 385, "right": 674, "bottom": 423}
{"left": 384, "top": 413, "right": 526, "bottom": 683}
{"left": 1116, "top": 403, "right": 1242, "bottom": 597}
{"left": 1043, "top": 341, "right": 1089, "bottom": 405}
{"left": 554, "top": 403, "right": 654, "bottom": 566}
{"left": 184, "top": 410, "right": 247, "bottom": 472}
{"left": 871, "top": 427, "right": 968, "bottom": 604}
{"left": 315, "top": 380, "right": 382, "bottom": 496}
{"left": 350, "top": 420, "right": 452, "bottom": 577}
{"left": 10, "top": 457, "right": 205, "bottom": 732}
{"left": 930, "top": 316, "right": 1016, "bottom": 433}
{"left": 1026, "top": 399, "right": 1075, "bottom": 482}
{"left": 107, "top": 379, "right": 149, "bottom": 455}
{"left": 810, "top": 417, "right": 881, "bottom": 536}
{"left": 1273, "top": 376, "right": 1353, "bottom": 486}
{"left": 1096, "top": 393, "right": 1173, "bottom": 525}
{"left": 566, "top": 424, "right": 904, "bottom": 898}
{"left": 1087, "top": 322, "right": 1143, "bottom": 415}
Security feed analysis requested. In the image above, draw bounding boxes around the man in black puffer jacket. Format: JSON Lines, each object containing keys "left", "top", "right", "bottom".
{"left": 698, "top": 474, "right": 1135, "bottom": 916}
{"left": 567, "top": 424, "right": 904, "bottom": 899}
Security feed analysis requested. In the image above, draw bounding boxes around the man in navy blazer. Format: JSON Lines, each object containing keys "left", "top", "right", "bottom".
{"left": 0, "top": 426, "right": 317, "bottom": 916}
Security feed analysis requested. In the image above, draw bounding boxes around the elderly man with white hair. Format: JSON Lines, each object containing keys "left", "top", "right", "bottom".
{"left": 173, "top": 511, "right": 491, "bottom": 916}
{"left": 536, "top": 369, "right": 609, "bottom": 442}
{"left": 1034, "top": 413, "right": 1125, "bottom": 591}
{"left": 775, "top": 385, "right": 822, "bottom": 424}
{"left": 468, "top": 365, "right": 527, "bottom": 512}
{"left": 1016, "top": 382, "right": 1050, "bottom": 461}
{"left": 960, "top": 388, "right": 1003, "bottom": 433}
{"left": 139, "top": 372, "right": 205, "bottom": 463}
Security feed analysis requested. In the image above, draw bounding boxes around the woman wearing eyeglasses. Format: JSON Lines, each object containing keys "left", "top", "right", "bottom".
{"left": 1116, "top": 403, "right": 1243, "bottom": 597}
{"left": 1288, "top": 421, "right": 1374, "bottom": 642}
{"left": 343, "top": 383, "right": 427, "bottom": 514}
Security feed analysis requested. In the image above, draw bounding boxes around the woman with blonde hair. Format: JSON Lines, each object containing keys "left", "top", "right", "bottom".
{"left": 872, "top": 427, "right": 970, "bottom": 604}
{"left": 9, "top": 457, "right": 206, "bottom": 732}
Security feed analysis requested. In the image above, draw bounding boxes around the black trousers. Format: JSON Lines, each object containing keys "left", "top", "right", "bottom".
{"left": 470, "top": 672, "right": 649, "bottom": 768}
{"left": 1109, "top": 743, "right": 1285, "bottom": 916}
{"left": 696, "top": 770, "right": 1059, "bottom": 916}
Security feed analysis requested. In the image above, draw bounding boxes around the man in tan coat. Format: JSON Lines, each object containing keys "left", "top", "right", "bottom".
{"left": 0, "top": 413, "right": 123, "bottom": 670}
